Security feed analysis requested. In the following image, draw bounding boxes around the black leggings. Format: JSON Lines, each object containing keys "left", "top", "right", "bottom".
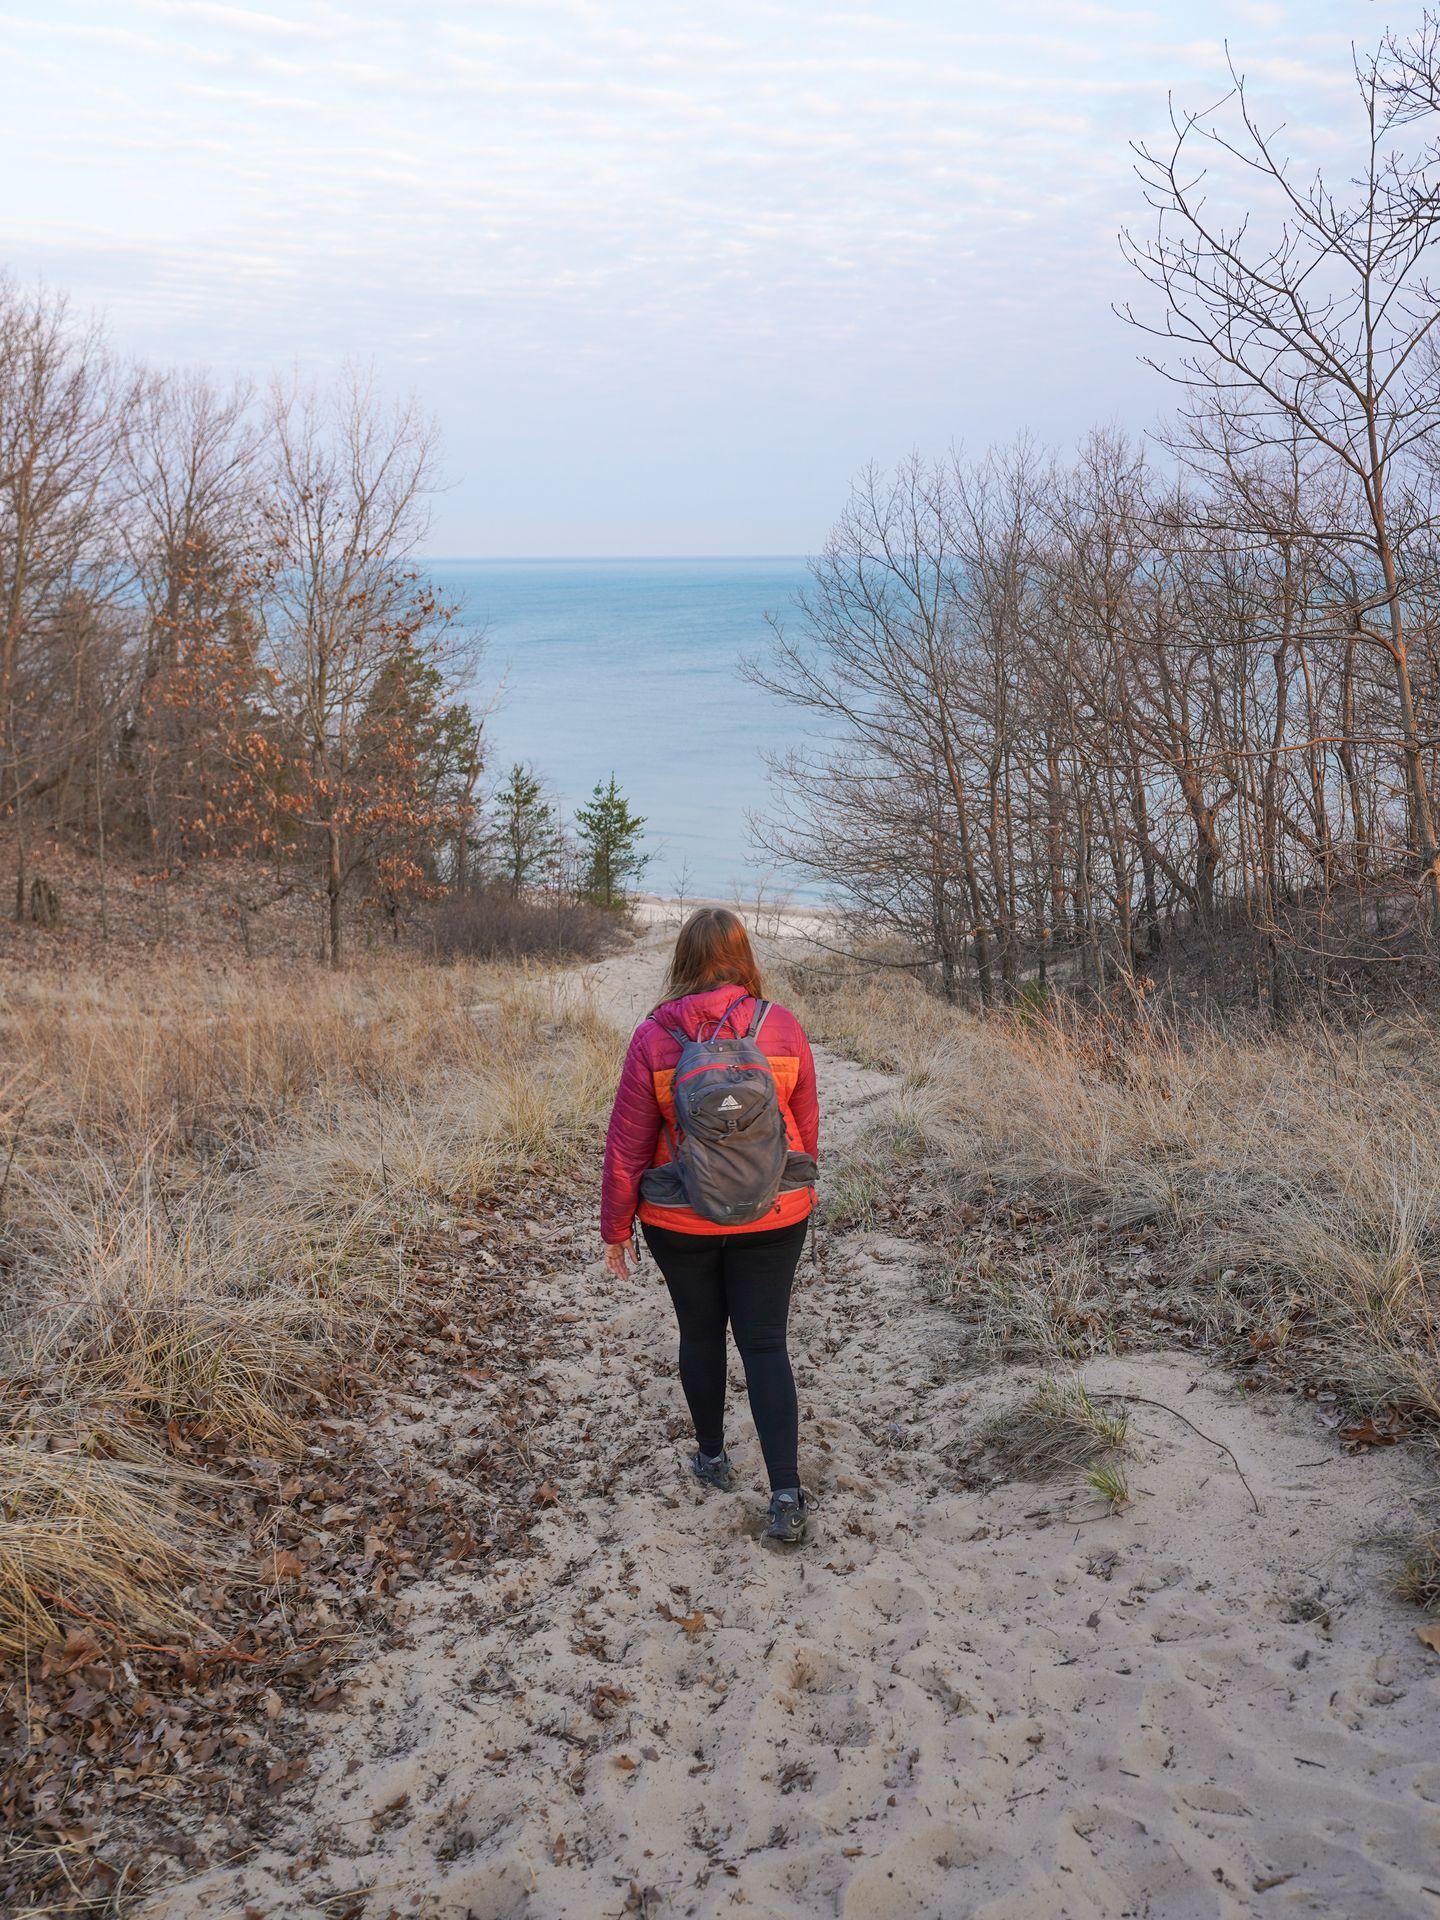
{"left": 641, "top": 1217, "right": 807, "bottom": 1493}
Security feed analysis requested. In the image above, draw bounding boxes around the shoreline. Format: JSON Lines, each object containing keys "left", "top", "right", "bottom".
{"left": 630, "top": 890, "right": 845, "bottom": 942}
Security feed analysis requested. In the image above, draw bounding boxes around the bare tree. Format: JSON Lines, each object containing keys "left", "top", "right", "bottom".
{"left": 257, "top": 369, "right": 467, "bottom": 965}
{"left": 119, "top": 368, "right": 262, "bottom": 863}
{"left": 1120, "top": 29, "right": 1440, "bottom": 922}
{"left": 0, "top": 278, "right": 130, "bottom": 916}
{"left": 750, "top": 457, "right": 1000, "bottom": 1003}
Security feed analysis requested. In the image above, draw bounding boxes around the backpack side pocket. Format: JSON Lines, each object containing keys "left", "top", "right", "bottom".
{"left": 639, "top": 1162, "right": 688, "bottom": 1206}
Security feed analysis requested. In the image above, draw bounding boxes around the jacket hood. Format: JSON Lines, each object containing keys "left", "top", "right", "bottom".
{"left": 648, "top": 983, "right": 758, "bottom": 1037}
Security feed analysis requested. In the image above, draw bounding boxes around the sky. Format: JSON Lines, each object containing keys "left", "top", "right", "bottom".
{"left": 0, "top": 0, "right": 1413, "bottom": 555}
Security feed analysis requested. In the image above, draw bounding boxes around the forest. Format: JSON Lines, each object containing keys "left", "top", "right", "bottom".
{"left": 0, "top": 289, "right": 649, "bottom": 967}
{"left": 761, "top": 30, "right": 1440, "bottom": 1012}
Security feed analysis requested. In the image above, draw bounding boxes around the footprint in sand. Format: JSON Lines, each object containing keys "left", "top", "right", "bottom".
{"left": 770, "top": 1646, "right": 884, "bottom": 1755}
{"left": 838, "top": 1821, "right": 999, "bottom": 1919}
{"left": 785, "top": 1646, "right": 855, "bottom": 1695}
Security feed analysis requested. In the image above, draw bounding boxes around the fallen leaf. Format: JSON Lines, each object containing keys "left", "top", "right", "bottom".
{"left": 43, "top": 1628, "right": 105, "bottom": 1677}
{"left": 656, "top": 1602, "right": 706, "bottom": 1638}
{"left": 371, "top": 1791, "right": 410, "bottom": 1828}
{"left": 1417, "top": 1623, "right": 1440, "bottom": 1654}
{"left": 616, "top": 1753, "right": 637, "bottom": 1771}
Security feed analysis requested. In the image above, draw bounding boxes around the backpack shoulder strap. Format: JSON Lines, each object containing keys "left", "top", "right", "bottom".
{"left": 747, "top": 999, "right": 773, "bottom": 1041}
{"left": 706, "top": 992, "right": 751, "bottom": 1042}
{"left": 644, "top": 1012, "right": 690, "bottom": 1048}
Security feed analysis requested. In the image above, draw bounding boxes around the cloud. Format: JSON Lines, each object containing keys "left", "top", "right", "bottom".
{"left": 0, "top": 0, "right": 1391, "bottom": 551}
{"left": 130, "top": 0, "right": 324, "bottom": 37}
{"left": 0, "top": 10, "right": 189, "bottom": 57}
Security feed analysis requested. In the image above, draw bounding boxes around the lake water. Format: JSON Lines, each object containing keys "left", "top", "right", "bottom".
{"left": 431, "top": 556, "right": 819, "bottom": 901}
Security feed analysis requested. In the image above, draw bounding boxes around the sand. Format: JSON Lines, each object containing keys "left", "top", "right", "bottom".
{"left": 630, "top": 894, "right": 848, "bottom": 946}
{"left": 147, "top": 938, "right": 1440, "bottom": 1919}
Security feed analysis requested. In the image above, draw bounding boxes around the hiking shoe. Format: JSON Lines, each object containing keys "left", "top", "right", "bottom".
{"left": 691, "top": 1449, "right": 735, "bottom": 1492}
{"left": 764, "top": 1488, "right": 809, "bottom": 1545}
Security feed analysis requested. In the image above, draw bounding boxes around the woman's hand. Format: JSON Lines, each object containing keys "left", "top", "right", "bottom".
{"left": 604, "top": 1238, "right": 636, "bottom": 1281}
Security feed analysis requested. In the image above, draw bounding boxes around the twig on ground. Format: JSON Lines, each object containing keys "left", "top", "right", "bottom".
{"left": 1091, "top": 1392, "right": 1262, "bottom": 1514}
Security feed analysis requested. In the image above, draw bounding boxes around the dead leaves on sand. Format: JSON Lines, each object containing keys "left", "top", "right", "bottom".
{"left": 656, "top": 1599, "right": 708, "bottom": 1638}
{"left": 590, "top": 1681, "right": 633, "bottom": 1719}
{"left": 1, "top": 1202, "right": 573, "bottom": 1916}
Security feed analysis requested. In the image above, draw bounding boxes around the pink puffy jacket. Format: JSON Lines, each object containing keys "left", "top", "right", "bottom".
{"left": 601, "top": 984, "right": 819, "bottom": 1244}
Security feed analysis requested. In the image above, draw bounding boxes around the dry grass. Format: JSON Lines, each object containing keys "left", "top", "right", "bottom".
{"left": 976, "top": 1374, "right": 1130, "bottom": 1486}
{"left": 0, "top": 956, "right": 624, "bottom": 1652}
{"left": 0, "top": 1418, "right": 207, "bottom": 1658}
{"left": 774, "top": 960, "right": 958, "bottom": 1084}
{"left": 808, "top": 960, "right": 1440, "bottom": 1598}
{"left": 923, "top": 1004, "right": 1440, "bottom": 1420}
{"left": 964, "top": 1244, "right": 1124, "bottom": 1366}
{"left": 823, "top": 1096, "right": 935, "bottom": 1231}
{"left": 796, "top": 970, "right": 1440, "bottom": 1424}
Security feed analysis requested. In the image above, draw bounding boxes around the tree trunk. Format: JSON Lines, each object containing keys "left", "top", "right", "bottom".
{"left": 96, "top": 738, "right": 109, "bottom": 941}
{"left": 12, "top": 759, "right": 27, "bottom": 924}
{"left": 1371, "top": 439, "right": 1440, "bottom": 923}
{"left": 327, "top": 821, "right": 343, "bottom": 968}
{"left": 1387, "top": 632, "right": 1440, "bottom": 923}
{"left": 1338, "top": 629, "right": 1368, "bottom": 884}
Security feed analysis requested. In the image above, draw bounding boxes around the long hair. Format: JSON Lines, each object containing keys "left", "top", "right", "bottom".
{"left": 662, "top": 907, "right": 763, "bottom": 1001}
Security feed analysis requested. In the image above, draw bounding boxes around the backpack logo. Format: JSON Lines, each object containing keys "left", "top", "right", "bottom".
{"left": 719, "top": 1095, "right": 742, "bottom": 1111}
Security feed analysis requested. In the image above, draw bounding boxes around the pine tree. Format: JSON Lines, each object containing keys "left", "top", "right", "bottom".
{"left": 492, "top": 762, "right": 561, "bottom": 895}
{"left": 574, "top": 773, "right": 649, "bottom": 909}
{"left": 354, "top": 640, "right": 481, "bottom": 934}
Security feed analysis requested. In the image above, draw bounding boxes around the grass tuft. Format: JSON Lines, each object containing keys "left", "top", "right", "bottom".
{"left": 979, "top": 1374, "right": 1130, "bottom": 1484}
{"left": 1085, "top": 1459, "right": 1131, "bottom": 1509}
{"left": 0, "top": 1417, "right": 208, "bottom": 1658}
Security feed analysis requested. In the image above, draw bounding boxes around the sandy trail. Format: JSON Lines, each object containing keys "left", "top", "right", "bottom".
{"left": 152, "top": 940, "right": 1440, "bottom": 1919}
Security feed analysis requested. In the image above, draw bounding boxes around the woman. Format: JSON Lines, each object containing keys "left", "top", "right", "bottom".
{"left": 601, "top": 907, "right": 819, "bottom": 1544}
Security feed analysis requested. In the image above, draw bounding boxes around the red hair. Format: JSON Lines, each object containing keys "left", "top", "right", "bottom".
{"left": 663, "top": 907, "right": 763, "bottom": 1001}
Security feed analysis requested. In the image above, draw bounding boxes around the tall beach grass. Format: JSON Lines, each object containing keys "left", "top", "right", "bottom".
{"left": 0, "top": 957, "right": 623, "bottom": 1657}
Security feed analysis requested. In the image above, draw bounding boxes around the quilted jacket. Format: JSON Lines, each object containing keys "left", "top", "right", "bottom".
{"left": 601, "top": 984, "right": 819, "bottom": 1243}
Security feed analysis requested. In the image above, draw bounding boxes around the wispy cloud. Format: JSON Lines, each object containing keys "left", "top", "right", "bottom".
{"left": 0, "top": 0, "right": 1393, "bottom": 551}
{"left": 130, "top": 0, "right": 324, "bottom": 37}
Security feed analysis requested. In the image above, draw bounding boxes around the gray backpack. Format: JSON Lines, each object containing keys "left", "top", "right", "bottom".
{"left": 639, "top": 995, "right": 817, "bottom": 1226}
